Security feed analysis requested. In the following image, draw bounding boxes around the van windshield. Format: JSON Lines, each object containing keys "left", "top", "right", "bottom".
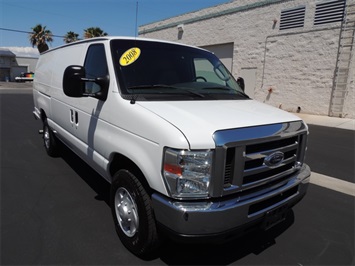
{"left": 110, "top": 39, "right": 249, "bottom": 101}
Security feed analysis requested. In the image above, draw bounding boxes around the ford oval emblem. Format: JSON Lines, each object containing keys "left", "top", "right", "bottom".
{"left": 264, "top": 151, "right": 284, "bottom": 168}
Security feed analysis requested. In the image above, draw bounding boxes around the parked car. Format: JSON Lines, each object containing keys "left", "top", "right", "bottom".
{"left": 15, "top": 72, "right": 34, "bottom": 82}
{"left": 32, "top": 37, "right": 310, "bottom": 257}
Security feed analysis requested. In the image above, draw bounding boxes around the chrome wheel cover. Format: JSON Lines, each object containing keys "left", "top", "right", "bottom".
{"left": 44, "top": 126, "right": 50, "bottom": 149}
{"left": 114, "top": 187, "right": 139, "bottom": 237}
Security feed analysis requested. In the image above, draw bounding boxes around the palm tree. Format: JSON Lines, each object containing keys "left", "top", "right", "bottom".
{"left": 83, "top": 27, "right": 108, "bottom": 39}
{"left": 64, "top": 31, "right": 79, "bottom": 43}
{"left": 29, "top": 24, "right": 53, "bottom": 53}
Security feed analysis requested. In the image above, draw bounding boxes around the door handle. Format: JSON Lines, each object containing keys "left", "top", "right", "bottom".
{"left": 70, "top": 109, "right": 74, "bottom": 124}
{"left": 75, "top": 111, "right": 79, "bottom": 126}
{"left": 70, "top": 109, "right": 79, "bottom": 126}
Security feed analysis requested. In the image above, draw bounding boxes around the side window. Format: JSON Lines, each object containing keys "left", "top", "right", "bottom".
{"left": 84, "top": 44, "right": 108, "bottom": 94}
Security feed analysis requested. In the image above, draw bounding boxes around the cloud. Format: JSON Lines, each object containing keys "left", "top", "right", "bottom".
{"left": 0, "top": 47, "right": 39, "bottom": 58}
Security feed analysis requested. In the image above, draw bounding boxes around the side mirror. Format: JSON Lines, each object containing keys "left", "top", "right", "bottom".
{"left": 237, "top": 77, "right": 245, "bottom": 91}
{"left": 63, "top": 65, "right": 109, "bottom": 100}
{"left": 63, "top": 65, "right": 86, "bottom": 97}
{"left": 94, "top": 75, "right": 110, "bottom": 100}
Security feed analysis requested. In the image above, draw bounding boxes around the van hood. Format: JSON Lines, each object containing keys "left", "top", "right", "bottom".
{"left": 137, "top": 100, "right": 302, "bottom": 149}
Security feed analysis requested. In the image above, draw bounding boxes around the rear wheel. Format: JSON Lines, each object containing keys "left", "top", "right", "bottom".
{"left": 110, "top": 169, "right": 160, "bottom": 257}
{"left": 43, "top": 119, "right": 60, "bottom": 157}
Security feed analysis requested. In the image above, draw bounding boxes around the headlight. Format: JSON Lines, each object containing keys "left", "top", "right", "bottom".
{"left": 163, "top": 148, "right": 213, "bottom": 198}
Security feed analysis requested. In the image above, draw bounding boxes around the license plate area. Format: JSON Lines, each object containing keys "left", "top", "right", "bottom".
{"left": 262, "top": 204, "right": 289, "bottom": 230}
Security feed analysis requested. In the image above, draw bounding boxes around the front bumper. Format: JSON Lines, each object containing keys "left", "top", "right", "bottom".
{"left": 152, "top": 164, "right": 310, "bottom": 238}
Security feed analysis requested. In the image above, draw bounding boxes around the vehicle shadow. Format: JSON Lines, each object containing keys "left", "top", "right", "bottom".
{"left": 60, "top": 144, "right": 111, "bottom": 205}
{"left": 158, "top": 211, "right": 295, "bottom": 265}
{"left": 58, "top": 143, "right": 295, "bottom": 265}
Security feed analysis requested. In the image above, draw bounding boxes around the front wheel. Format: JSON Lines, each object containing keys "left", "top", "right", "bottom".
{"left": 110, "top": 169, "right": 160, "bottom": 257}
{"left": 43, "top": 118, "right": 60, "bottom": 157}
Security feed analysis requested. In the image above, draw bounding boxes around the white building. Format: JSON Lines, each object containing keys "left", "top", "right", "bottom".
{"left": 0, "top": 47, "right": 39, "bottom": 81}
{"left": 139, "top": 0, "right": 355, "bottom": 118}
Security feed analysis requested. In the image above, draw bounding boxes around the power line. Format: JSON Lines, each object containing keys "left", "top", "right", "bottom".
{"left": 0, "top": 27, "right": 64, "bottom": 38}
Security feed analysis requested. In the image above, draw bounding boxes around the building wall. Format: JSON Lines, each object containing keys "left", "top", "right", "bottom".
{"left": 0, "top": 54, "right": 14, "bottom": 81}
{"left": 139, "top": 0, "right": 355, "bottom": 118}
{"left": 0, "top": 47, "right": 39, "bottom": 81}
{"left": 11, "top": 57, "right": 38, "bottom": 80}
{"left": 15, "top": 57, "right": 38, "bottom": 72}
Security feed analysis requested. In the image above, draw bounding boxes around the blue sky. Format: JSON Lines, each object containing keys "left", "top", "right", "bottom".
{"left": 0, "top": 0, "right": 230, "bottom": 48}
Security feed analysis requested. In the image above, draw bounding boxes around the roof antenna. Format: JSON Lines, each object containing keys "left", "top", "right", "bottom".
{"left": 135, "top": 1, "right": 139, "bottom": 37}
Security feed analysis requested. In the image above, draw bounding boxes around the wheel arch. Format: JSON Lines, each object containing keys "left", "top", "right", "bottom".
{"left": 109, "top": 153, "right": 152, "bottom": 195}
{"left": 40, "top": 109, "right": 47, "bottom": 122}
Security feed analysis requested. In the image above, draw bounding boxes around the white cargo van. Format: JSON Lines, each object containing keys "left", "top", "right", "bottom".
{"left": 33, "top": 37, "right": 310, "bottom": 257}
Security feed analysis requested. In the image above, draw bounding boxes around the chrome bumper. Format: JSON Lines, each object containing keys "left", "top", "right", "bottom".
{"left": 152, "top": 164, "right": 310, "bottom": 237}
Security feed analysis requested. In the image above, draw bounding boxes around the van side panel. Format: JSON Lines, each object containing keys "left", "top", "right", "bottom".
{"left": 33, "top": 51, "right": 55, "bottom": 118}
{"left": 50, "top": 44, "right": 86, "bottom": 140}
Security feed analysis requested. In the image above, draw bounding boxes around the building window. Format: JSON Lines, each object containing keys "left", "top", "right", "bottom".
{"left": 279, "top": 6, "right": 306, "bottom": 30}
{"left": 314, "top": 0, "right": 346, "bottom": 25}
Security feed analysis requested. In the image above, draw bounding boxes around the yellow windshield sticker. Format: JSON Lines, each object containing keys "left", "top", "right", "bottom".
{"left": 119, "top": 47, "right": 141, "bottom": 66}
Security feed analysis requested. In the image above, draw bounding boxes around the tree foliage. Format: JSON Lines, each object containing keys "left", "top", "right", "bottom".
{"left": 84, "top": 27, "right": 108, "bottom": 39}
{"left": 29, "top": 24, "right": 53, "bottom": 53}
{"left": 64, "top": 31, "right": 80, "bottom": 44}
{"left": 28, "top": 24, "right": 109, "bottom": 51}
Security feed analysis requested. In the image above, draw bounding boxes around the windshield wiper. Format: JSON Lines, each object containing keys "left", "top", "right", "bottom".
{"left": 235, "top": 90, "right": 250, "bottom": 98}
{"left": 201, "top": 86, "right": 250, "bottom": 98}
{"left": 128, "top": 84, "right": 173, "bottom": 90}
{"left": 128, "top": 84, "right": 205, "bottom": 98}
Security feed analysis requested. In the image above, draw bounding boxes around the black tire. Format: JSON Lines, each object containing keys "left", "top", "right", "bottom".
{"left": 43, "top": 119, "right": 60, "bottom": 157}
{"left": 110, "top": 169, "right": 160, "bottom": 257}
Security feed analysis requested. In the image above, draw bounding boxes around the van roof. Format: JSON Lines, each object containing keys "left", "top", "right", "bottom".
{"left": 41, "top": 36, "right": 209, "bottom": 54}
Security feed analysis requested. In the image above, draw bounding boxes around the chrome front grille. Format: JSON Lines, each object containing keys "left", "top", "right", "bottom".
{"left": 226, "top": 135, "right": 300, "bottom": 188}
{"left": 212, "top": 121, "right": 308, "bottom": 197}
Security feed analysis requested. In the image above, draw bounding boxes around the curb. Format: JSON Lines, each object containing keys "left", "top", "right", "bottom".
{"left": 293, "top": 113, "right": 355, "bottom": 131}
